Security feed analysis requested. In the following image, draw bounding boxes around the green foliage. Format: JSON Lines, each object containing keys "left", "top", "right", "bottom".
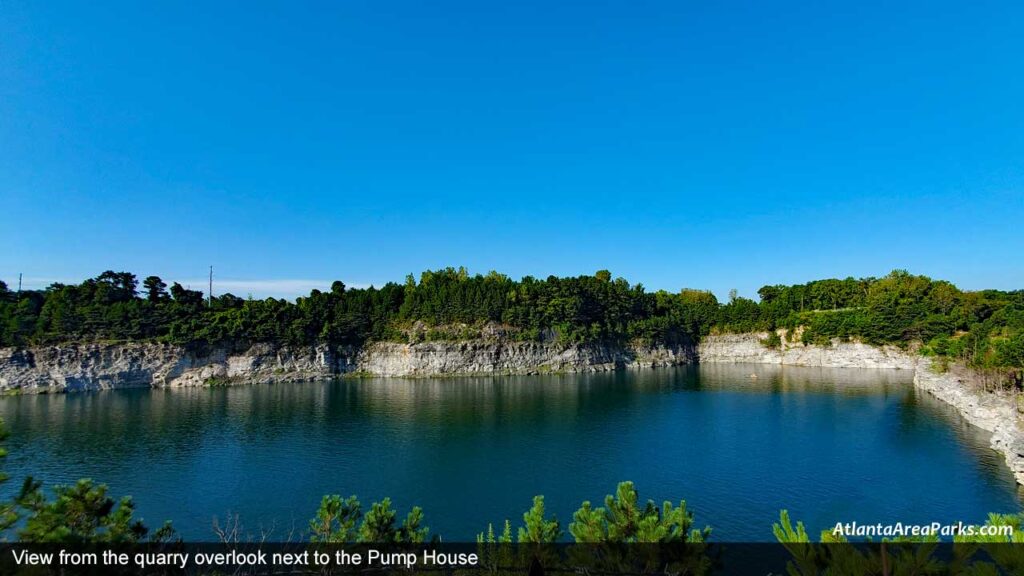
{"left": 761, "top": 331, "right": 782, "bottom": 349}
{"left": 478, "top": 519, "right": 514, "bottom": 544}
{"left": 517, "top": 495, "right": 562, "bottom": 543}
{"left": 569, "top": 481, "right": 709, "bottom": 543}
{"left": 478, "top": 482, "right": 709, "bottom": 547}
{"left": 476, "top": 495, "right": 562, "bottom": 545}
{"left": 0, "top": 418, "right": 174, "bottom": 544}
{"left": 16, "top": 478, "right": 173, "bottom": 543}
{"left": 0, "top": 420, "right": 17, "bottom": 533}
{"left": 772, "top": 510, "right": 823, "bottom": 576}
{"left": 2, "top": 268, "right": 1021, "bottom": 371}
{"left": 308, "top": 494, "right": 429, "bottom": 543}
{"left": 0, "top": 268, "right": 712, "bottom": 349}
{"left": 142, "top": 276, "right": 168, "bottom": 302}
{"left": 309, "top": 494, "right": 361, "bottom": 542}
{"left": 751, "top": 271, "right": 1024, "bottom": 371}
{"left": 358, "top": 498, "right": 429, "bottom": 543}
{"left": 398, "top": 506, "right": 430, "bottom": 543}
{"left": 774, "top": 509, "right": 1024, "bottom": 575}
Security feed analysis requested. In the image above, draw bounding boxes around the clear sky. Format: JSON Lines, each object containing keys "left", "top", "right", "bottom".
{"left": 2, "top": 0, "right": 1021, "bottom": 300}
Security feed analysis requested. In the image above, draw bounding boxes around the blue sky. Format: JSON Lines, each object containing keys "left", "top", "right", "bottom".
{"left": 2, "top": 0, "right": 1021, "bottom": 300}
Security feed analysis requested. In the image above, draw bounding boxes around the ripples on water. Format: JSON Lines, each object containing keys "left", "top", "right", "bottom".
{"left": 0, "top": 364, "right": 1018, "bottom": 540}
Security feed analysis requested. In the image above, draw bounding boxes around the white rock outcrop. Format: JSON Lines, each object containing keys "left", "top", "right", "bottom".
{"left": 0, "top": 340, "right": 696, "bottom": 391}
{"left": 0, "top": 343, "right": 337, "bottom": 392}
{"left": 700, "top": 332, "right": 1024, "bottom": 484}
{"left": 2, "top": 333, "right": 1021, "bottom": 484}
{"left": 698, "top": 332, "right": 917, "bottom": 369}
{"left": 913, "top": 358, "right": 1024, "bottom": 484}
{"left": 355, "top": 341, "right": 695, "bottom": 376}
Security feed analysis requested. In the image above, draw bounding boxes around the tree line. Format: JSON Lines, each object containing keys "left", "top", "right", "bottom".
{"left": 0, "top": 268, "right": 1021, "bottom": 369}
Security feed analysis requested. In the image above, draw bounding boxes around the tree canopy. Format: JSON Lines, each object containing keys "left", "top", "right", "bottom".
{"left": 0, "top": 268, "right": 1020, "bottom": 369}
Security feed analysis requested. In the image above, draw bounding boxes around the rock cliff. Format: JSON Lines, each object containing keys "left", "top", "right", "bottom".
{"left": 0, "top": 340, "right": 696, "bottom": 392}
{"left": 697, "top": 332, "right": 917, "bottom": 369}
{"left": 913, "top": 358, "right": 1024, "bottom": 485}
{"left": 2, "top": 333, "right": 1021, "bottom": 484}
{"left": 700, "top": 332, "right": 1024, "bottom": 484}
{"left": 354, "top": 341, "right": 696, "bottom": 376}
{"left": 0, "top": 343, "right": 338, "bottom": 392}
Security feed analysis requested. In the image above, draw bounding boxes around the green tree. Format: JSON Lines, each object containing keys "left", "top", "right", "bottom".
{"left": 17, "top": 478, "right": 173, "bottom": 543}
{"left": 308, "top": 494, "right": 429, "bottom": 543}
{"left": 356, "top": 498, "right": 429, "bottom": 543}
{"left": 309, "top": 494, "right": 361, "bottom": 542}
{"left": 517, "top": 495, "right": 561, "bottom": 543}
{"left": 569, "top": 481, "right": 708, "bottom": 543}
{"left": 3, "top": 267, "right": 1020, "bottom": 371}
{"left": 478, "top": 519, "right": 514, "bottom": 544}
{"left": 169, "top": 282, "right": 204, "bottom": 306}
{"left": 0, "top": 420, "right": 17, "bottom": 532}
{"left": 143, "top": 276, "right": 168, "bottom": 302}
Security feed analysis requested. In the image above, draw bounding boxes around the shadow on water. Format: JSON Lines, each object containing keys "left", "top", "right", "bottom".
{"left": 897, "top": 389, "right": 1024, "bottom": 501}
{"left": 0, "top": 363, "right": 1019, "bottom": 540}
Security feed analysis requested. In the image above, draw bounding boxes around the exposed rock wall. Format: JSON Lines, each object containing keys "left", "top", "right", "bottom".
{"left": 913, "top": 358, "right": 1024, "bottom": 485}
{"left": 698, "top": 332, "right": 917, "bottom": 369}
{"left": 2, "top": 334, "right": 1022, "bottom": 485}
{"left": 0, "top": 343, "right": 338, "bottom": 392}
{"left": 354, "top": 341, "right": 695, "bottom": 376}
{"left": 0, "top": 340, "right": 696, "bottom": 392}
{"left": 700, "top": 332, "right": 1024, "bottom": 484}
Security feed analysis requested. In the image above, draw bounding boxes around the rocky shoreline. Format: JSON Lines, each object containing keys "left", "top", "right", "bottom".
{"left": 2, "top": 333, "right": 1022, "bottom": 484}
{"left": 913, "top": 358, "right": 1024, "bottom": 485}
{"left": 0, "top": 339, "right": 697, "bottom": 392}
{"left": 700, "top": 332, "right": 1024, "bottom": 485}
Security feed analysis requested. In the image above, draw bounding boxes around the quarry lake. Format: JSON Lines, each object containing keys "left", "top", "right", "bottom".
{"left": 0, "top": 363, "right": 1019, "bottom": 541}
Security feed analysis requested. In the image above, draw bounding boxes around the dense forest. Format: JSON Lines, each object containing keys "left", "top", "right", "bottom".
{"left": 0, "top": 268, "right": 1021, "bottom": 369}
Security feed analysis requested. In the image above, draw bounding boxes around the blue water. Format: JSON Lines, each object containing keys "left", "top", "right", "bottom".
{"left": 0, "top": 363, "right": 1019, "bottom": 541}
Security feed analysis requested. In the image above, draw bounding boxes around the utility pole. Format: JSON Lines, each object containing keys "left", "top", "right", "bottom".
{"left": 17, "top": 273, "right": 22, "bottom": 294}
{"left": 208, "top": 265, "right": 213, "bottom": 306}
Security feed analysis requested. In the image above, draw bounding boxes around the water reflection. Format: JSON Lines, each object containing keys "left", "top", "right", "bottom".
{"left": 0, "top": 364, "right": 1018, "bottom": 541}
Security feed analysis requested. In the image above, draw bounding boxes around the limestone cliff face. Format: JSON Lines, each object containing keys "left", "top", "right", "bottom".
{"left": 0, "top": 340, "right": 696, "bottom": 392}
{"left": 0, "top": 343, "right": 338, "bottom": 392}
{"left": 701, "top": 332, "right": 1024, "bottom": 485}
{"left": 3, "top": 333, "right": 1022, "bottom": 484}
{"left": 913, "top": 358, "right": 1024, "bottom": 485}
{"left": 354, "top": 341, "right": 696, "bottom": 376}
{"left": 698, "top": 332, "right": 917, "bottom": 369}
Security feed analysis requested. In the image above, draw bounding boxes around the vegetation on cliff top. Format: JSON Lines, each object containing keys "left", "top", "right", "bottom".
{"left": 0, "top": 268, "right": 1021, "bottom": 370}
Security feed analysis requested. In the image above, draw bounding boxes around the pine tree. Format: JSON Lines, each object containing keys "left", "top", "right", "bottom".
{"left": 568, "top": 481, "right": 709, "bottom": 543}
{"left": 309, "top": 494, "right": 361, "bottom": 542}
{"left": 517, "top": 495, "right": 561, "bottom": 543}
